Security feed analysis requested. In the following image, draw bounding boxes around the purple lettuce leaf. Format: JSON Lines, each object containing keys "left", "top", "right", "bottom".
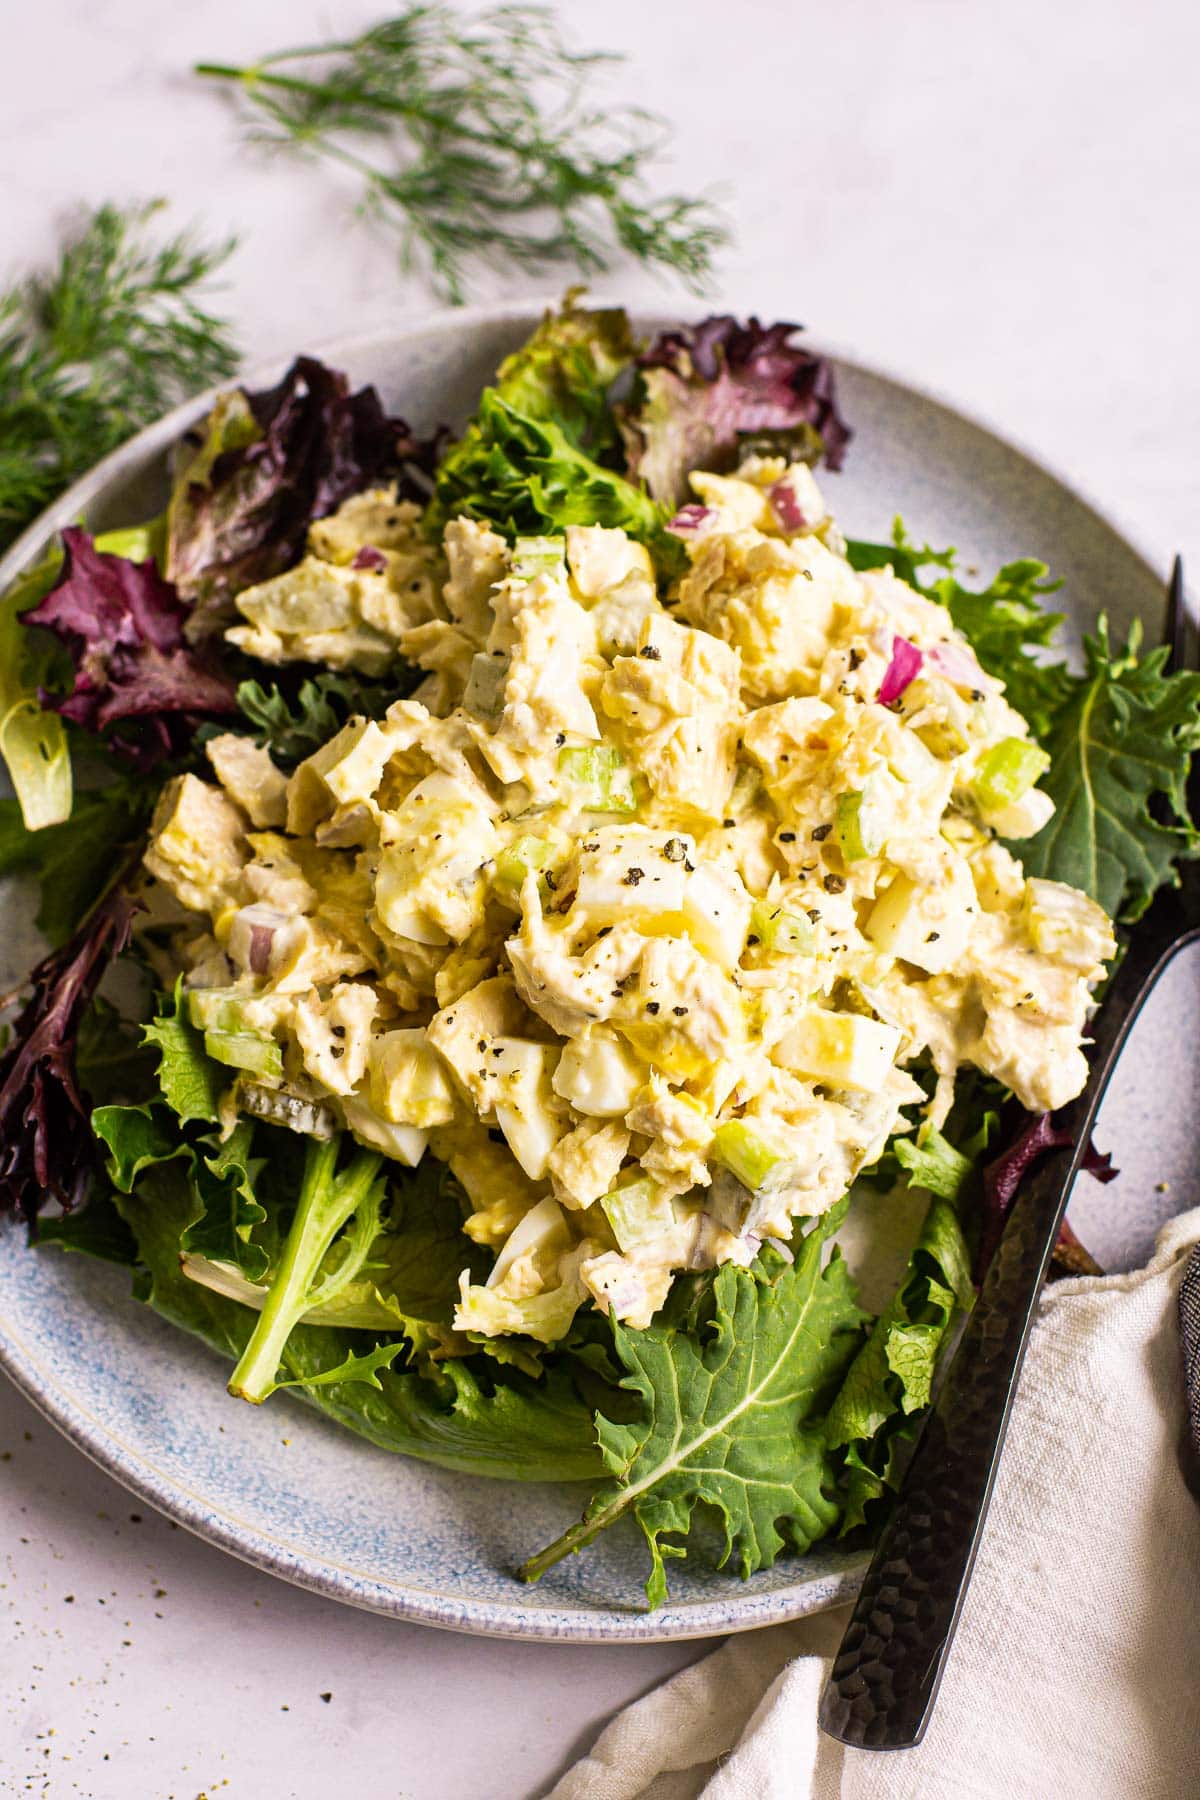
{"left": 977, "top": 1111, "right": 1116, "bottom": 1280}
{"left": 21, "top": 529, "right": 238, "bottom": 765}
{"left": 618, "top": 316, "right": 852, "bottom": 507}
{"left": 0, "top": 887, "right": 138, "bottom": 1228}
{"left": 166, "top": 355, "right": 446, "bottom": 638}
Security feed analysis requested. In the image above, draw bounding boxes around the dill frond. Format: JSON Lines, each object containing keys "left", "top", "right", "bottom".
{"left": 0, "top": 203, "right": 239, "bottom": 553}
{"left": 197, "top": 6, "right": 728, "bottom": 304}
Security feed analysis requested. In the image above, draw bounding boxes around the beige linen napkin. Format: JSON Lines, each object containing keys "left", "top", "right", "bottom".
{"left": 551, "top": 1206, "right": 1200, "bottom": 1800}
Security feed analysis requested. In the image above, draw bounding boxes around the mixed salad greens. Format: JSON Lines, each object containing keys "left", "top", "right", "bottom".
{"left": 2, "top": 299, "right": 1198, "bottom": 1605}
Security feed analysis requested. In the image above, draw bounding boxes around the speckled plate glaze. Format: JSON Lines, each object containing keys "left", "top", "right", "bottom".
{"left": 1, "top": 306, "right": 1195, "bottom": 1643}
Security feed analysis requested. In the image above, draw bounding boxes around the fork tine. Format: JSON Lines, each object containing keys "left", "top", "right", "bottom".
{"left": 1165, "top": 555, "right": 1187, "bottom": 674}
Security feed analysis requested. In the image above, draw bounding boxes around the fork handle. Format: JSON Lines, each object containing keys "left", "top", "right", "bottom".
{"left": 818, "top": 909, "right": 1199, "bottom": 1750}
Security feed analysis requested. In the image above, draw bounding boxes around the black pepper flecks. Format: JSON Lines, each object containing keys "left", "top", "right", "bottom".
{"left": 623, "top": 867, "right": 645, "bottom": 886}
{"left": 646, "top": 1001, "right": 661, "bottom": 1015}
{"left": 823, "top": 873, "right": 847, "bottom": 894}
{"left": 811, "top": 823, "right": 832, "bottom": 841}
{"left": 638, "top": 644, "right": 662, "bottom": 660}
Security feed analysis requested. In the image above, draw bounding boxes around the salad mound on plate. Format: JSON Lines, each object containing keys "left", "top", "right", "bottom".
{"left": 1, "top": 300, "right": 1198, "bottom": 1604}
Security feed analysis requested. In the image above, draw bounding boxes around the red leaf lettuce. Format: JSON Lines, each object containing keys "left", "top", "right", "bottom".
{"left": 21, "top": 529, "right": 238, "bottom": 764}
{"left": 618, "top": 316, "right": 852, "bottom": 506}
{"left": 166, "top": 355, "right": 444, "bottom": 637}
{"left": 0, "top": 887, "right": 138, "bottom": 1227}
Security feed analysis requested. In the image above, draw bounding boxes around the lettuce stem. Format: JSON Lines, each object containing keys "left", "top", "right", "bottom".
{"left": 228, "top": 1136, "right": 383, "bottom": 1404}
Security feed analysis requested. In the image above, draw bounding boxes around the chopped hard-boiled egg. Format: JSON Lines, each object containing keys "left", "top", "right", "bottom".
{"left": 145, "top": 455, "right": 1111, "bottom": 1343}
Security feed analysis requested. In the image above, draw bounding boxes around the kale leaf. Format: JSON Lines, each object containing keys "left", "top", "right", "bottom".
{"left": 519, "top": 1217, "right": 866, "bottom": 1606}
{"left": 848, "top": 525, "right": 1200, "bottom": 920}
{"left": 1022, "top": 621, "right": 1200, "bottom": 919}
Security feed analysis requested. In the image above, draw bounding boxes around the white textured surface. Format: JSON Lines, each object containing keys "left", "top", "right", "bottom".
{"left": 2, "top": 0, "right": 1198, "bottom": 1794}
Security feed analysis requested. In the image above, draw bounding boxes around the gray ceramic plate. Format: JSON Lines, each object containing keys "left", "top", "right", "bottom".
{"left": 0, "top": 306, "right": 1194, "bottom": 1643}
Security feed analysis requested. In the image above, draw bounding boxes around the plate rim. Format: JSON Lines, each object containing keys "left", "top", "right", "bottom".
{"left": 0, "top": 299, "right": 1166, "bottom": 1641}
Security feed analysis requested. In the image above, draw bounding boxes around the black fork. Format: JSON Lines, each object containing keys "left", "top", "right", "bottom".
{"left": 819, "top": 558, "right": 1200, "bottom": 1750}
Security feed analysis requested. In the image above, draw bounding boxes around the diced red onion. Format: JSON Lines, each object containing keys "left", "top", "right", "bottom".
{"left": 666, "top": 504, "right": 715, "bottom": 536}
{"left": 927, "top": 640, "right": 985, "bottom": 691}
{"left": 878, "top": 636, "right": 923, "bottom": 704}
{"left": 229, "top": 903, "right": 290, "bottom": 976}
{"left": 248, "top": 923, "right": 276, "bottom": 975}
{"left": 768, "top": 480, "right": 807, "bottom": 533}
{"left": 352, "top": 545, "right": 388, "bottom": 573}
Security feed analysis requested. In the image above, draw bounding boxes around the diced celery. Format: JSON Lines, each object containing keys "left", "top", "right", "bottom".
{"left": 188, "top": 989, "right": 255, "bottom": 1034}
{"left": 711, "top": 1119, "right": 784, "bottom": 1192}
{"left": 204, "top": 1028, "right": 283, "bottom": 1079}
{"left": 750, "top": 900, "right": 814, "bottom": 955}
{"left": 463, "top": 651, "right": 509, "bottom": 720}
{"left": 600, "top": 1176, "right": 677, "bottom": 1252}
{"left": 493, "top": 835, "right": 559, "bottom": 893}
{"left": 835, "top": 775, "right": 889, "bottom": 862}
{"left": 972, "top": 737, "right": 1050, "bottom": 813}
{"left": 511, "top": 536, "right": 567, "bottom": 580}
{"left": 557, "top": 744, "right": 637, "bottom": 813}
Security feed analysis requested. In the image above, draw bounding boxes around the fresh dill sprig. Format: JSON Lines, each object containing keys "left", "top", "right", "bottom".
{"left": 196, "top": 6, "right": 728, "bottom": 305}
{"left": 0, "top": 203, "right": 239, "bottom": 554}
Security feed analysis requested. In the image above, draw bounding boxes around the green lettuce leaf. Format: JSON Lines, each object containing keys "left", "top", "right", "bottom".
{"left": 0, "top": 545, "right": 73, "bottom": 830}
{"left": 179, "top": 1122, "right": 270, "bottom": 1282}
{"left": 97, "top": 1159, "right": 603, "bottom": 1482}
{"left": 1021, "top": 620, "right": 1200, "bottom": 920}
{"left": 428, "top": 389, "right": 667, "bottom": 548}
{"left": 0, "top": 777, "right": 154, "bottom": 946}
{"left": 892, "top": 1125, "right": 974, "bottom": 1202}
{"left": 483, "top": 296, "right": 635, "bottom": 461}
{"left": 848, "top": 523, "right": 1200, "bottom": 919}
{"left": 142, "top": 984, "right": 224, "bottom": 1123}
{"left": 825, "top": 1196, "right": 973, "bottom": 1533}
{"left": 425, "top": 299, "right": 669, "bottom": 560}
{"left": 37, "top": 1184, "right": 138, "bottom": 1266}
{"left": 519, "top": 1218, "right": 867, "bottom": 1606}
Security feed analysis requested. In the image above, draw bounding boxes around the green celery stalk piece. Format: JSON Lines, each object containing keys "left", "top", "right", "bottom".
{"left": 710, "top": 1119, "right": 782, "bottom": 1192}
{"left": 972, "top": 737, "right": 1049, "bottom": 811}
